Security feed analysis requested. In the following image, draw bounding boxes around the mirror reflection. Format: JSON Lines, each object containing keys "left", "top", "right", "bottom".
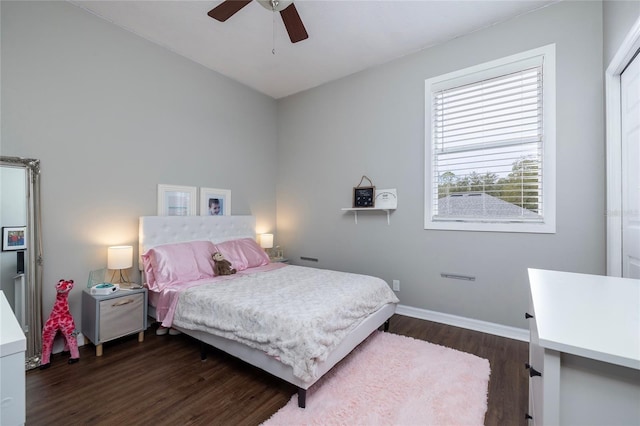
{"left": 0, "top": 156, "right": 43, "bottom": 369}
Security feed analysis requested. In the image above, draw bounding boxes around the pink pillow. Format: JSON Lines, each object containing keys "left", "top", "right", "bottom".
{"left": 141, "top": 254, "right": 157, "bottom": 289}
{"left": 214, "top": 238, "right": 270, "bottom": 272}
{"left": 141, "top": 241, "right": 216, "bottom": 291}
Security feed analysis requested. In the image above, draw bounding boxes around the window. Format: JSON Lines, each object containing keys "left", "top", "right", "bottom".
{"left": 424, "top": 45, "right": 556, "bottom": 233}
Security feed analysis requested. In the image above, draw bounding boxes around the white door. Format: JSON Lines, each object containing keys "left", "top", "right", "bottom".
{"left": 621, "top": 51, "right": 640, "bottom": 278}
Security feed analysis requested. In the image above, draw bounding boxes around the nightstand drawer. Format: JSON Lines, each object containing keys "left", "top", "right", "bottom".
{"left": 99, "top": 293, "right": 144, "bottom": 341}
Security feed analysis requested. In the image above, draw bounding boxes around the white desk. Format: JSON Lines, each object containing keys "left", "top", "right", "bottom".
{"left": 0, "top": 290, "right": 26, "bottom": 426}
{"left": 527, "top": 269, "right": 640, "bottom": 425}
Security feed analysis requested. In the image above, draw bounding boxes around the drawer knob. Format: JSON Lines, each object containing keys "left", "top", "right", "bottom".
{"left": 112, "top": 298, "right": 134, "bottom": 307}
{"left": 525, "top": 312, "right": 534, "bottom": 319}
{"left": 525, "top": 413, "right": 533, "bottom": 420}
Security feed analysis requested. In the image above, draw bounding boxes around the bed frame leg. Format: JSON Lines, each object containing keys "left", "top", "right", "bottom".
{"left": 383, "top": 318, "right": 390, "bottom": 332}
{"left": 297, "top": 388, "right": 306, "bottom": 408}
{"left": 200, "top": 342, "right": 207, "bottom": 361}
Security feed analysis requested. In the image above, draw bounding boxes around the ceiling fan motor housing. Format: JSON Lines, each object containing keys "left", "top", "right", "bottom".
{"left": 209, "top": 0, "right": 308, "bottom": 43}
{"left": 257, "top": 0, "right": 294, "bottom": 12}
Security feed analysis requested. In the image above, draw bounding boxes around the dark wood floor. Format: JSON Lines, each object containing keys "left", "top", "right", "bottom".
{"left": 25, "top": 314, "right": 529, "bottom": 425}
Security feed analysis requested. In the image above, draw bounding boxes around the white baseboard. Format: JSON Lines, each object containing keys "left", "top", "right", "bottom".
{"left": 395, "top": 304, "right": 529, "bottom": 342}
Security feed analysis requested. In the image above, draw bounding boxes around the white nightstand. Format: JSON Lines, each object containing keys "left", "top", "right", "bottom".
{"left": 81, "top": 287, "right": 148, "bottom": 356}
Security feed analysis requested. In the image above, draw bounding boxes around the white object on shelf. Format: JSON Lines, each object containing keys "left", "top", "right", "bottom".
{"left": 0, "top": 290, "right": 26, "bottom": 426}
{"left": 527, "top": 269, "right": 640, "bottom": 425}
{"left": 375, "top": 189, "right": 397, "bottom": 209}
{"left": 341, "top": 207, "right": 395, "bottom": 225}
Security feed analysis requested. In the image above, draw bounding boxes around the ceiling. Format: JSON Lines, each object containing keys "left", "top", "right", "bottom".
{"left": 70, "top": 0, "right": 557, "bottom": 99}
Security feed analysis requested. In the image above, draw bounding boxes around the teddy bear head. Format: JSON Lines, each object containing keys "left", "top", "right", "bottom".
{"left": 212, "top": 252, "right": 225, "bottom": 262}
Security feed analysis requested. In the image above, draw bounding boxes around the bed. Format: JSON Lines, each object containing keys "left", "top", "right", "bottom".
{"left": 138, "top": 215, "right": 398, "bottom": 408}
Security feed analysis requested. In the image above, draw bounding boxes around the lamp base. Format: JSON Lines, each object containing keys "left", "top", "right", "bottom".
{"left": 109, "top": 269, "right": 130, "bottom": 284}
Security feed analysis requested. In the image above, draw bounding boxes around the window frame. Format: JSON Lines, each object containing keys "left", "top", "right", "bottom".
{"left": 424, "top": 44, "right": 556, "bottom": 233}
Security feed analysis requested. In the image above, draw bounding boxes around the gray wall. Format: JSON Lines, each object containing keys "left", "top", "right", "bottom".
{"left": 276, "top": 0, "right": 605, "bottom": 329}
{"left": 1, "top": 1, "right": 278, "bottom": 326}
{"left": 603, "top": 0, "right": 640, "bottom": 67}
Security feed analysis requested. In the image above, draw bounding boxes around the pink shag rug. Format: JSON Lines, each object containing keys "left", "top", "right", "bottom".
{"left": 262, "top": 331, "right": 490, "bottom": 426}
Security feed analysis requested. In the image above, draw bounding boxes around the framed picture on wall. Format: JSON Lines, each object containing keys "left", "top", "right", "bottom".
{"left": 157, "top": 184, "right": 197, "bottom": 216}
{"left": 199, "top": 188, "right": 231, "bottom": 216}
{"left": 2, "top": 226, "right": 26, "bottom": 251}
{"left": 352, "top": 175, "right": 375, "bottom": 208}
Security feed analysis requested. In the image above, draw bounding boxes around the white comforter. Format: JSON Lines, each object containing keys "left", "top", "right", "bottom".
{"left": 172, "top": 265, "right": 399, "bottom": 382}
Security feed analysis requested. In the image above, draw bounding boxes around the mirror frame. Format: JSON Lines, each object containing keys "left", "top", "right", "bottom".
{"left": 1, "top": 156, "right": 43, "bottom": 369}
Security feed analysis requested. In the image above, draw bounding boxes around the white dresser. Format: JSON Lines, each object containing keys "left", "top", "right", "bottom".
{"left": 0, "top": 290, "right": 26, "bottom": 426}
{"left": 527, "top": 269, "right": 640, "bottom": 425}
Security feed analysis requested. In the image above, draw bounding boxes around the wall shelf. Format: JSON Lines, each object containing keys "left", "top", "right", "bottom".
{"left": 341, "top": 208, "right": 395, "bottom": 225}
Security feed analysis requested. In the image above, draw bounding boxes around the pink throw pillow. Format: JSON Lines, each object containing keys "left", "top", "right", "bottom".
{"left": 142, "top": 241, "right": 216, "bottom": 291}
{"left": 214, "top": 238, "right": 270, "bottom": 272}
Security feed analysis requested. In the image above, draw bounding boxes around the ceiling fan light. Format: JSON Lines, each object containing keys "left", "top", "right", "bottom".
{"left": 257, "top": 0, "right": 294, "bottom": 12}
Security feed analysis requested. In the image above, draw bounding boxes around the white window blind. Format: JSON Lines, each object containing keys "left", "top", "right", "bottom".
{"left": 425, "top": 45, "right": 555, "bottom": 233}
{"left": 432, "top": 63, "right": 544, "bottom": 222}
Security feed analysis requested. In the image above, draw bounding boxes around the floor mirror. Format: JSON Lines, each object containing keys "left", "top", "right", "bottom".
{"left": 1, "top": 156, "right": 43, "bottom": 369}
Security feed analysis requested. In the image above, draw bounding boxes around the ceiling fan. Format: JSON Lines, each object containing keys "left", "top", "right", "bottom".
{"left": 208, "top": 0, "right": 309, "bottom": 43}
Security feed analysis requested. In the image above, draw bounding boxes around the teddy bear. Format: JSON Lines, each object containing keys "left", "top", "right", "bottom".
{"left": 212, "top": 251, "right": 237, "bottom": 276}
{"left": 40, "top": 279, "right": 79, "bottom": 369}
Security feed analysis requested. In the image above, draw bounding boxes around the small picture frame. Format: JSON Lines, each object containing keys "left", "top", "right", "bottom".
{"left": 353, "top": 187, "right": 375, "bottom": 208}
{"left": 352, "top": 175, "right": 376, "bottom": 208}
{"left": 2, "top": 226, "right": 27, "bottom": 251}
{"left": 199, "top": 188, "right": 231, "bottom": 216}
{"left": 157, "top": 184, "right": 197, "bottom": 216}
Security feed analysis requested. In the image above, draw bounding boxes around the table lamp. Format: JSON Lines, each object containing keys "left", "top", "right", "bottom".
{"left": 260, "top": 234, "right": 274, "bottom": 257}
{"left": 107, "top": 245, "right": 133, "bottom": 283}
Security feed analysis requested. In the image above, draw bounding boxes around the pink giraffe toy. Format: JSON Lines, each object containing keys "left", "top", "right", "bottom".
{"left": 40, "top": 279, "right": 80, "bottom": 369}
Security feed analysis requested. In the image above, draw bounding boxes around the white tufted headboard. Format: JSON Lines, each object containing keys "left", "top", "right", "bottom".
{"left": 138, "top": 215, "right": 257, "bottom": 268}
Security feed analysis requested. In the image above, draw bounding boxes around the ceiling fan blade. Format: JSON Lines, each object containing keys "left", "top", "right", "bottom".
{"left": 280, "top": 3, "right": 308, "bottom": 43}
{"left": 208, "top": 0, "right": 252, "bottom": 22}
